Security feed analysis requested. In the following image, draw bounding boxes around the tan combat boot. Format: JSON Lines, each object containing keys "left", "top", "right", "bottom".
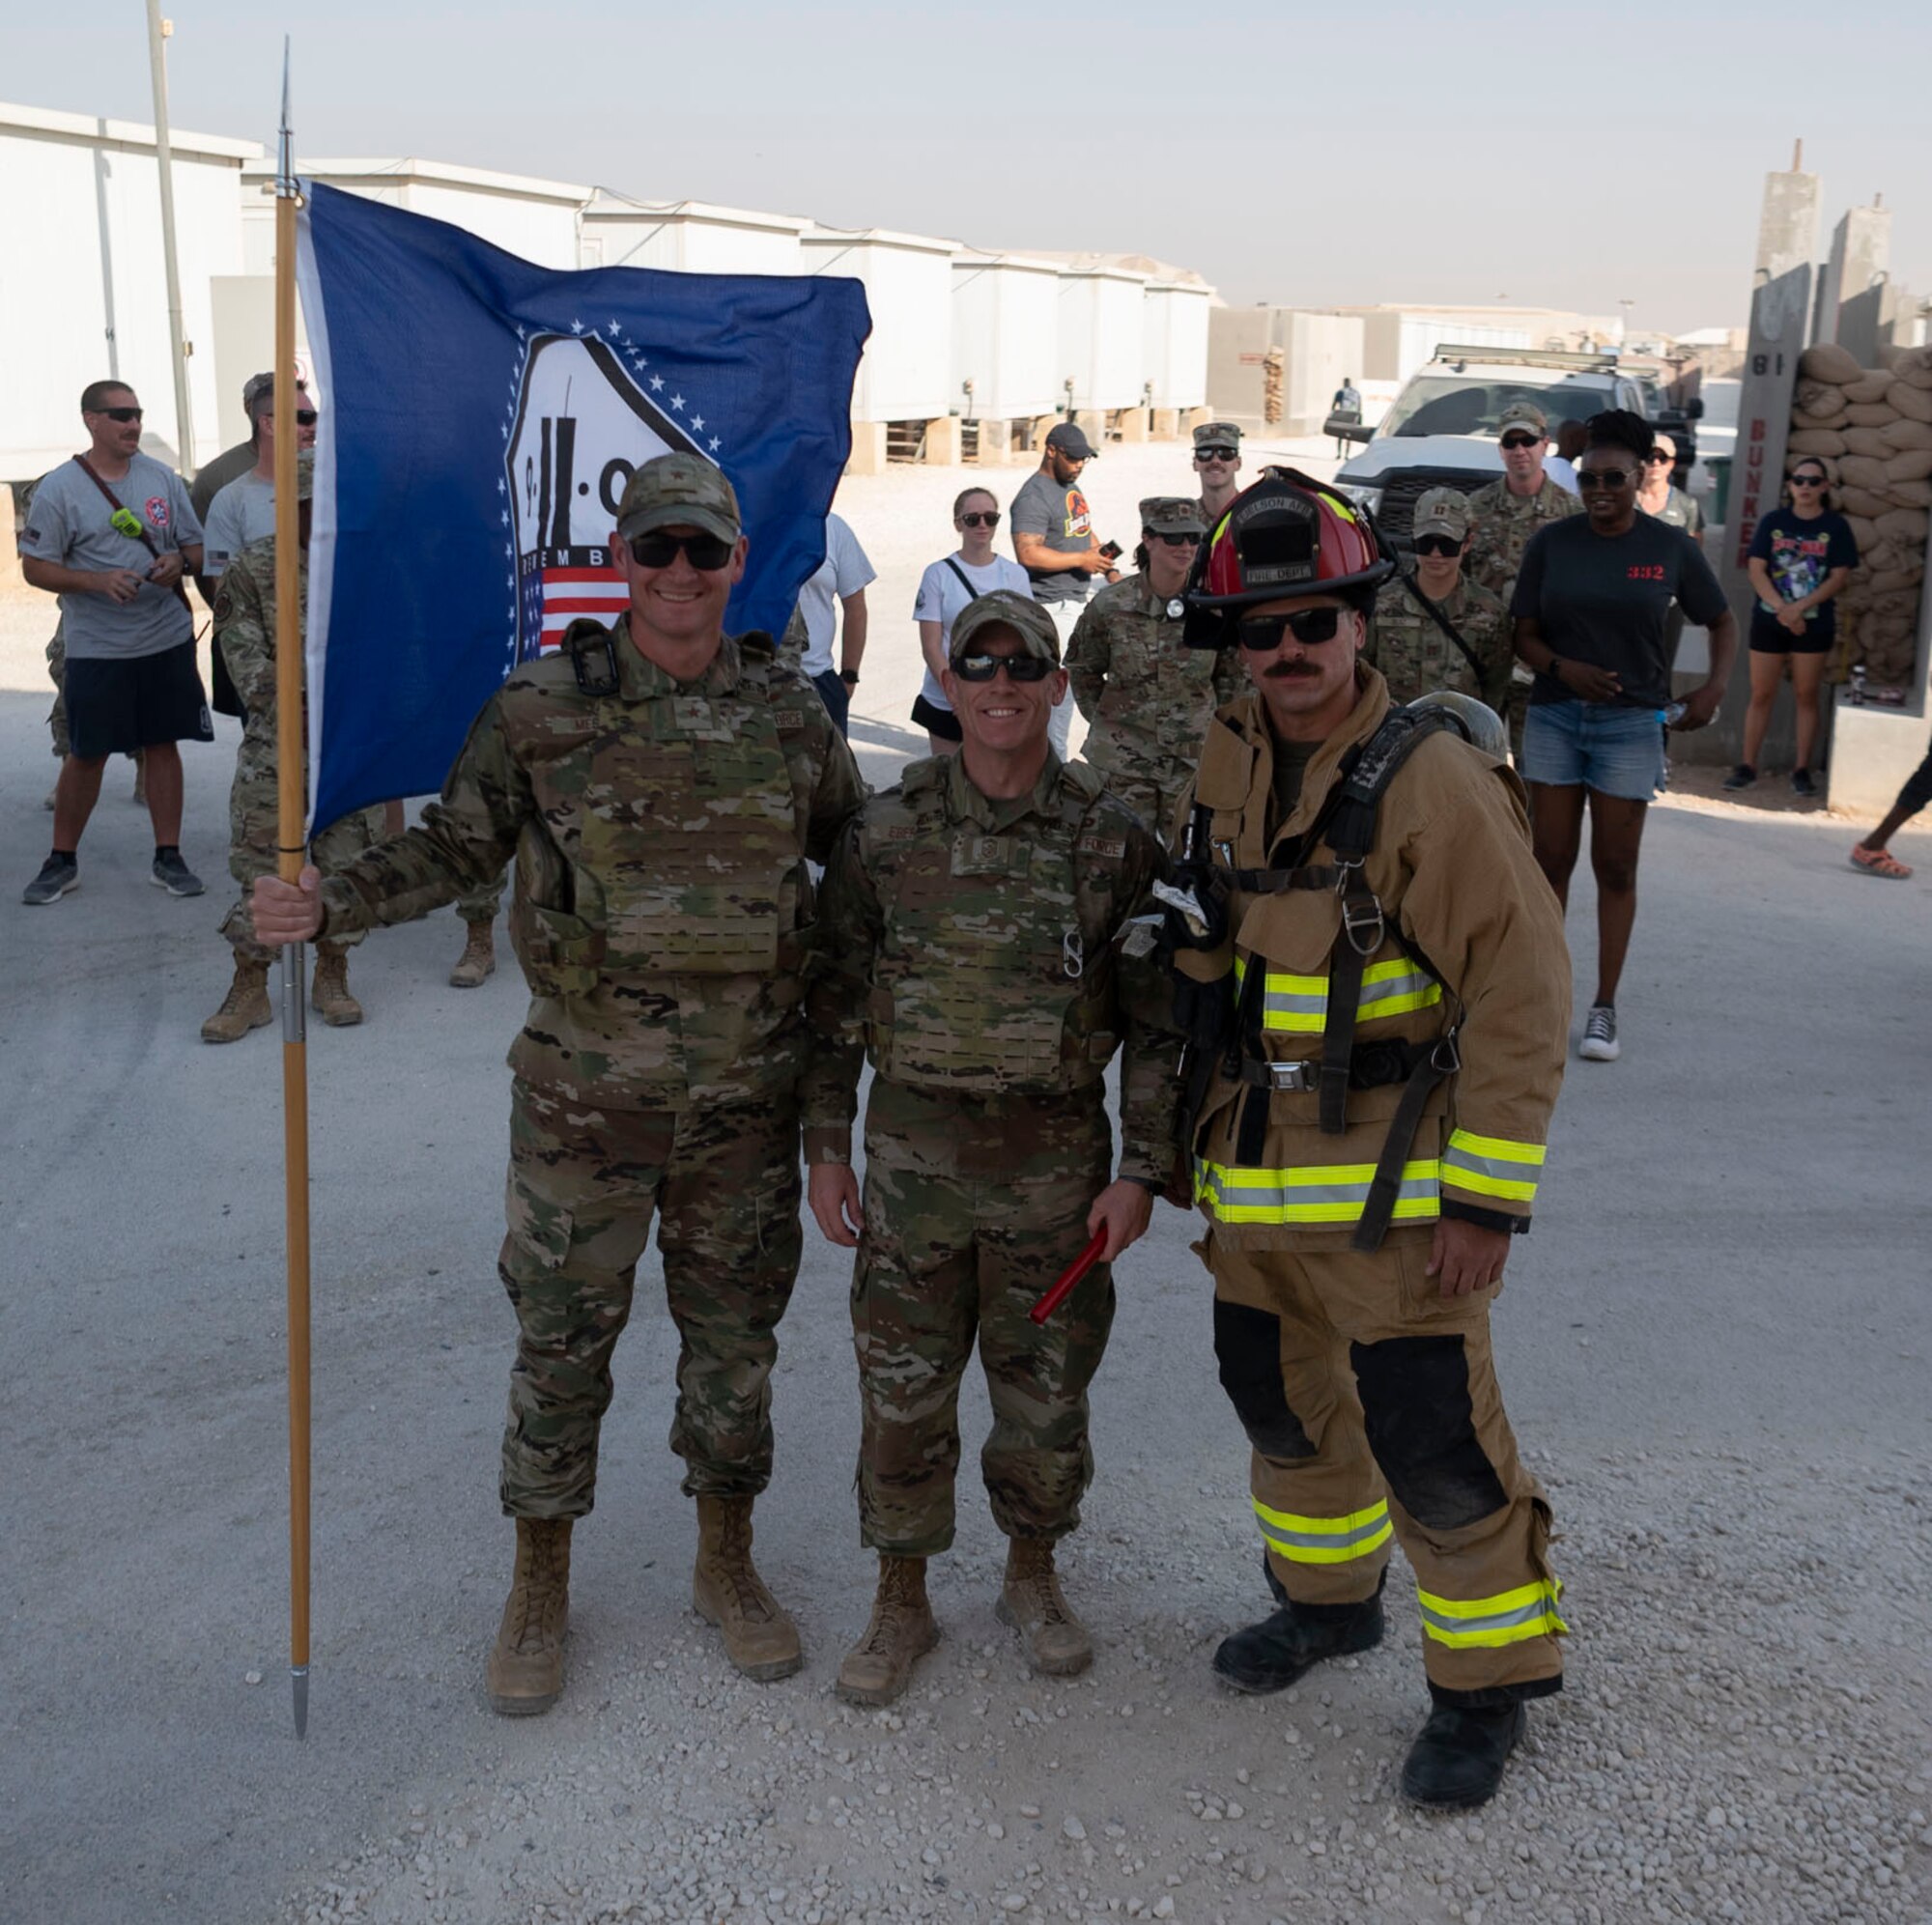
{"left": 201, "top": 956, "right": 272, "bottom": 1044}
{"left": 310, "top": 942, "right": 363, "bottom": 1027}
{"left": 449, "top": 919, "right": 497, "bottom": 987}
{"left": 487, "top": 1516, "right": 572, "bottom": 1715}
{"left": 836, "top": 1555, "right": 939, "bottom": 1707}
{"left": 997, "top": 1537, "right": 1093, "bottom": 1677}
{"left": 692, "top": 1494, "right": 803, "bottom": 1681}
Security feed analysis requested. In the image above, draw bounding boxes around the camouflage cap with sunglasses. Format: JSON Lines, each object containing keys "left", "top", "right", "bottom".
{"left": 949, "top": 590, "right": 1061, "bottom": 665}
{"left": 1496, "top": 401, "right": 1548, "bottom": 440}
{"left": 616, "top": 451, "right": 741, "bottom": 544}
{"left": 1192, "top": 422, "right": 1242, "bottom": 454}
{"left": 1409, "top": 486, "right": 1471, "bottom": 544}
{"left": 1139, "top": 495, "right": 1208, "bottom": 537}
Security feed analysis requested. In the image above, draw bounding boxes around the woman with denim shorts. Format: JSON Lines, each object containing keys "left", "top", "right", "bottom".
{"left": 1510, "top": 410, "right": 1738, "bottom": 1063}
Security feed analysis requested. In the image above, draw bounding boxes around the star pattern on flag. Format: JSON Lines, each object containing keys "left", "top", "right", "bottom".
{"left": 670, "top": 394, "right": 685, "bottom": 410}
{"left": 691, "top": 414, "right": 705, "bottom": 432}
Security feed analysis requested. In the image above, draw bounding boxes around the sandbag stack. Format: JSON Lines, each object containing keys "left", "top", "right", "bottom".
{"left": 1784, "top": 340, "right": 1932, "bottom": 686}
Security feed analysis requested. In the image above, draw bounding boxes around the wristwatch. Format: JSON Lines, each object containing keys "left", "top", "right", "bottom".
{"left": 838, "top": 669, "right": 860, "bottom": 687}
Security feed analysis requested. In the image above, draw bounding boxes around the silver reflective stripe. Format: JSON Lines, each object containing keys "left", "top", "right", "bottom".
{"left": 1261, "top": 987, "right": 1325, "bottom": 1020}
{"left": 1358, "top": 968, "right": 1436, "bottom": 1008}
{"left": 1443, "top": 1146, "right": 1534, "bottom": 1183}
{"left": 1261, "top": 1514, "right": 1389, "bottom": 1552}
{"left": 1418, "top": 1595, "right": 1555, "bottom": 1636}
{"left": 1203, "top": 1171, "right": 1437, "bottom": 1211}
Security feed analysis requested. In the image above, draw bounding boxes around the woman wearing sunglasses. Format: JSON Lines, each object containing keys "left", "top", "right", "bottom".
{"left": 1064, "top": 495, "right": 1241, "bottom": 837}
{"left": 1511, "top": 410, "right": 1737, "bottom": 1063}
{"left": 910, "top": 488, "right": 1034, "bottom": 755}
{"left": 1726, "top": 462, "right": 1859, "bottom": 796}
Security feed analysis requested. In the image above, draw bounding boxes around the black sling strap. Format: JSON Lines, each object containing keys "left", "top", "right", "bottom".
{"left": 1399, "top": 576, "right": 1488, "bottom": 690}
{"left": 1351, "top": 1033, "right": 1459, "bottom": 1252}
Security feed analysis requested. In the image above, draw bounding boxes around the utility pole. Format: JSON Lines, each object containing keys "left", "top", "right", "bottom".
{"left": 146, "top": 1, "right": 197, "bottom": 475}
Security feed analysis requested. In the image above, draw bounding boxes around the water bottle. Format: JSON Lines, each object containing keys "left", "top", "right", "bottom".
{"left": 1850, "top": 665, "right": 1867, "bottom": 707}
{"left": 1662, "top": 700, "right": 1687, "bottom": 726}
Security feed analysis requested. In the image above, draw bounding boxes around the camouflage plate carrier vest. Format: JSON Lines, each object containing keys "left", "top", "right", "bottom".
{"left": 865, "top": 758, "right": 1127, "bottom": 1095}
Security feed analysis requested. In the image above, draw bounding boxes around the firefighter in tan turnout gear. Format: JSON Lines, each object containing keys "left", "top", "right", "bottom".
{"left": 1161, "top": 469, "right": 1572, "bottom": 1809}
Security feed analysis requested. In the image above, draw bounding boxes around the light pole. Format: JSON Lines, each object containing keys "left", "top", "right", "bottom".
{"left": 146, "top": 1, "right": 197, "bottom": 474}
{"left": 1618, "top": 297, "right": 1635, "bottom": 346}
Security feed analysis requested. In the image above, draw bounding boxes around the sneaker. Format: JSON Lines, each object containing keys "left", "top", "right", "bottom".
{"left": 1578, "top": 1004, "right": 1619, "bottom": 1062}
{"left": 22, "top": 854, "right": 79, "bottom": 906}
{"left": 150, "top": 851, "right": 205, "bottom": 897}
{"left": 1721, "top": 763, "right": 1756, "bottom": 791}
{"left": 1791, "top": 769, "right": 1817, "bottom": 798}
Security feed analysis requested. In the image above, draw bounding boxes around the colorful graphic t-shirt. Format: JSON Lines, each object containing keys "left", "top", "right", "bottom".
{"left": 1009, "top": 469, "right": 1095, "bottom": 606}
{"left": 1747, "top": 507, "right": 1859, "bottom": 638}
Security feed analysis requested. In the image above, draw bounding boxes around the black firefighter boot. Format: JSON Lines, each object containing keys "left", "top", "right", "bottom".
{"left": 1211, "top": 1555, "right": 1385, "bottom": 1694}
{"left": 1401, "top": 1687, "right": 1527, "bottom": 1810}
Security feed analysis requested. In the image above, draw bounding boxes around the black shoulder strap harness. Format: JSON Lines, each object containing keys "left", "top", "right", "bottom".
{"left": 1188, "top": 703, "right": 1469, "bottom": 1251}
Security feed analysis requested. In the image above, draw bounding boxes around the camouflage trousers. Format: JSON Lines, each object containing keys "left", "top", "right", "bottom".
{"left": 497, "top": 1077, "right": 804, "bottom": 1518}
{"left": 217, "top": 753, "right": 384, "bottom": 962}
{"left": 456, "top": 877, "right": 505, "bottom": 924}
{"left": 851, "top": 1080, "right": 1116, "bottom": 1557}
{"left": 47, "top": 624, "right": 68, "bottom": 759}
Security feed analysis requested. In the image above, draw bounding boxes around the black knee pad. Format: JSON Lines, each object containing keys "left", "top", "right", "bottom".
{"left": 1214, "top": 1300, "right": 1316, "bottom": 1461}
{"left": 1350, "top": 1335, "right": 1506, "bottom": 1530}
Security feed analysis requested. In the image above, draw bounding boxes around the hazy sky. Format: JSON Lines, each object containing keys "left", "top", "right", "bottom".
{"left": 14, "top": 3, "right": 1931, "bottom": 335}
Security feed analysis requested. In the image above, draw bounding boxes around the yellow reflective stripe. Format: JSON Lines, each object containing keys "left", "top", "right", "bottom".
{"left": 1253, "top": 1497, "right": 1392, "bottom": 1565}
{"left": 1416, "top": 1579, "right": 1569, "bottom": 1649}
{"left": 1195, "top": 1157, "right": 1441, "bottom": 1225}
{"left": 1442, "top": 1128, "right": 1546, "bottom": 1203}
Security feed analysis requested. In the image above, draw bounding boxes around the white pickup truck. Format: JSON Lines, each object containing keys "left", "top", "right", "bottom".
{"left": 1328, "top": 346, "right": 1697, "bottom": 543}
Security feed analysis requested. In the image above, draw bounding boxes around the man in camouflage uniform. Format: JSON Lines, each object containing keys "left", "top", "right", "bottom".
{"left": 253, "top": 453, "right": 867, "bottom": 1713}
{"left": 804, "top": 589, "right": 1183, "bottom": 1707}
{"left": 1066, "top": 495, "right": 1243, "bottom": 838}
{"left": 1465, "top": 403, "right": 1580, "bottom": 752}
{"left": 1365, "top": 488, "right": 1513, "bottom": 714}
{"left": 1194, "top": 421, "right": 1244, "bottom": 529}
{"left": 203, "top": 452, "right": 383, "bottom": 1041}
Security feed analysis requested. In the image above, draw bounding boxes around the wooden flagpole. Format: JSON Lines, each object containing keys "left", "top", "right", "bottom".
{"left": 272, "top": 39, "right": 313, "bottom": 1741}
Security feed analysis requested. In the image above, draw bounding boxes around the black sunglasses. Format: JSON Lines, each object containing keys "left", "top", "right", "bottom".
{"left": 1146, "top": 529, "right": 1201, "bottom": 548}
{"left": 628, "top": 530, "right": 735, "bottom": 570}
{"left": 1413, "top": 534, "right": 1463, "bottom": 557}
{"left": 96, "top": 406, "right": 144, "bottom": 423}
{"left": 1789, "top": 473, "right": 1827, "bottom": 487}
{"left": 1643, "top": 451, "right": 1672, "bottom": 465}
{"left": 1194, "top": 447, "right": 1237, "bottom": 462}
{"left": 1499, "top": 433, "right": 1541, "bottom": 451}
{"left": 1577, "top": 469, "right": 1634, "bottom": 491}
{"left": 952, "top": 651, "right": 1054, "bottom": 682}
{"left": 959, "top": 510, "right": 1001, "bottom": 527}
{"left": 1237, "top": 607, "right": 1345, "bottom": 650}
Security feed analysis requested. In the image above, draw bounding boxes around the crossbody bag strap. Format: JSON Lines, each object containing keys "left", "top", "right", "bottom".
{"left": 71, "top": 455, "right": 195, "bottom": 619}
{"left": 1402, "top": 578, "right": 1487, "bottom": 688}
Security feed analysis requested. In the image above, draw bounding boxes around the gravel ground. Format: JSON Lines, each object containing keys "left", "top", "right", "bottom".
{"left": 3, "top": 439, "right": 1929, "bottom": 1925}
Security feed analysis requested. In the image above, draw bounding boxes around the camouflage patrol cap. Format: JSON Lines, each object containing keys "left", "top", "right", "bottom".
{"left": 295, "top": 447, "right": 315, "bottom": 504}
{"left": 1139, "top": 495, "right": 1208, "bottom": 536}
{"left": 616, "top": 452, "right": 742, "bottom": 544}
{"left": 950, "top": 590, "right": 1061, "bottom": 665}
{"left": 1496, "top": 401, "right": 1548, "bottom": 439}
{"left": 1409, "top": 486, "right": 1470, "bottom": 543}
{"left": 1192, "top": 422, "right": 1242, "bottom": 453}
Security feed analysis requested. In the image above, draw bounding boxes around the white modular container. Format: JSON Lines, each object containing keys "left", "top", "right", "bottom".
{"left": 802, "top": 226, "right": 957, "bottom": 423}
{"left": 1057, "top": 265, "right": 1150, "bottom": 411}
{"left": 580, "top": 194, "right": 809, "bottom": 275}
{"left": 950, "top": 252, "right": 1062, "bottom": 420}
{"left": 1142, "top": 277, "right": 1213, "bottom": 410}
{"left": 1, "top": 101, "right": 258, "bottom": 479}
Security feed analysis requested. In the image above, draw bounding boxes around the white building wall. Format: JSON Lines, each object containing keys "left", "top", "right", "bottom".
{"left": 1058, "top": 270, "right": 1148, "bottom": 410}
{"left": 1, "top": 107, "right": 255, "bottom": 480}
{"left": 582, "top": 210, "right": 804, "bottom": 277}
{"left": 1142, "top": 282, "right": 1211, "bottom": 410}
{"left": 951, "top": 257, "right": 1061, "bottom": 420}
{"left": 804, "top": 231, "right": 954, "bottom": 422}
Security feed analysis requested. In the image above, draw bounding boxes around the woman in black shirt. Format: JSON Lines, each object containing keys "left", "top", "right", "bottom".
{"left": 1511, "top": 410, "right": 1738, "bottom": 1063}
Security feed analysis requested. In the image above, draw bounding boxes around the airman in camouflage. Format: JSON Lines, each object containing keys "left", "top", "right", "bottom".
{"left": 1066, "top": 496, "right": 1244, "bottom": 838}
{"left": 1365, "top": 487, "right": 1514, "bottom": 713}
{"left": 203, "top": 453, "right": 381, "bottom": 1042}
{"left": 251, "top": 452, "right": 867, "bottom": 1715}
{"left": 804, "top": 589, "right": 1183, "bottom": 1706}
{"left": 1194, "top": 421, "right": 1244, "bottom": 527}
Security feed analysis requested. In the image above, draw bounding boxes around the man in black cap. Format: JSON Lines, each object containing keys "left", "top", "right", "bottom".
{"left": 1009, "top": 422, "right": 1117, "bottom": 754}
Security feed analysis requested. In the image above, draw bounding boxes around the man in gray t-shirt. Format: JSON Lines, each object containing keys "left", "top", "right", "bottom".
{"left": 17, "top": 380, "right": 211, "bottom": 905}
{"left": 1009, "top": 421, "right": 1116, "bottom": 755}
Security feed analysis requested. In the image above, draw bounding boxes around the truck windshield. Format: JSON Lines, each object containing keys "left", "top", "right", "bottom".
{"left": 1381, "top": 378, "right": 1613, "bottom": 440}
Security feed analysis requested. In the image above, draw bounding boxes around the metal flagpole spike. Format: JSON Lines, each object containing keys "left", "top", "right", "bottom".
{"left": 293, "top": 1664, "right": 309, "bottom": 1741}
{"left": 278, "top": 37, "right": 292, "bottom": 189}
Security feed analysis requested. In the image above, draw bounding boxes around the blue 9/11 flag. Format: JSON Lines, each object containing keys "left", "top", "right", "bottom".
{"left": 294, "top": 182, "right": 870, "bottom": 831}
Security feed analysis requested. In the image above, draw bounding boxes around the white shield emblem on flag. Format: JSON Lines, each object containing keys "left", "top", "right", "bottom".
{"left": 505, "top": 334, "right": 702, "bottom": 658}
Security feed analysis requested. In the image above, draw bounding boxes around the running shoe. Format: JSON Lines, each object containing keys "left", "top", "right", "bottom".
{"left": 151, "top": 851, "right": 205, "bottom": 897}
{"left": 1578, "top": 1005, "right": 1619, "bottom": 1062}
{"left": 1721, "top": 764, "right": 1756, "bottom": 791}
{"left": 1791, "top": 769, "right": 1818, "bottom": 798}
{"left": 22, "top": 854, "right": 79, "bottom": 906}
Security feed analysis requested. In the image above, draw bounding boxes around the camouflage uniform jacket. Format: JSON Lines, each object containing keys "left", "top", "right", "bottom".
{"left": 1365, "top": 571, "right": 1514, "bottom": 712}
{"left": 213, "top": 534, "right": 302, "bottom": 784}
{"left": 1465, "top": 475, "right": 1580, "bottom": 605}
{"left": 1065, "top": 574, "right": 1244, "bottom": 813}
{"left": 318, "top": 616, "right": 867, "bottom": 1111}
{"left": 802, "top": 751, "right": 1183, "bottom": 1186}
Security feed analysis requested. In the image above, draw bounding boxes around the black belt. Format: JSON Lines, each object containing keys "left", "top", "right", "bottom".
{"left": 1234, "top": 1036, "right": 1431, "bottom": 1094}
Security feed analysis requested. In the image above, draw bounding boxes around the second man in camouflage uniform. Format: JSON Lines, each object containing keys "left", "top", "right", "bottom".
{"left": 1065, "top": 496, "right": 1243, "bottom": 837}
{"left": 253, "top": 454, "right": 866, "bottom": 1714}
{"left": 1365, "top": 487, "right": 1513, "bottom": 714}
{"left": 805, "top": 590, "right": 1183, "bottom": 1706}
